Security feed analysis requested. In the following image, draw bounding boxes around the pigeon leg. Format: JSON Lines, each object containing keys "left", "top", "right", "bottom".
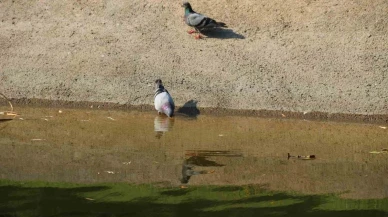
{"left": 194, "top": 28, "right": 202, "bottom": 39}
{"left": 187, "top": 29, "right": 196, "bottom": 34}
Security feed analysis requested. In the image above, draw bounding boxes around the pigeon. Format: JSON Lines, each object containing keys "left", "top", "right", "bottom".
{"left": 154, "top": 79, "right": 175, "bottom": 117}
{"left": 182, "top": 1, "right": 227, "bottom": 39}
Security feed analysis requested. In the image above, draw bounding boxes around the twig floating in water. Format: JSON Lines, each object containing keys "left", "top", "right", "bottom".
{"left": 31, "top": 139, "right": 45, "bottom": 141}
{"left": 288, "top": 153, "right": 316, "bottom": 160}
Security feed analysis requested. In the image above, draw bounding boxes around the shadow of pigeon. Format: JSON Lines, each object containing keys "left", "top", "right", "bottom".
{"left": 201, "top": 28, "right": 245, "bottom": 39}
{"left": 177, "top": 100, "right": 200, "bottom": 119}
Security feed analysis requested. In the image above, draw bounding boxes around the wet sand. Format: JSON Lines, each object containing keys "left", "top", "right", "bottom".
{"left": 5, "top": 98, "right": 388, "bottom": 124}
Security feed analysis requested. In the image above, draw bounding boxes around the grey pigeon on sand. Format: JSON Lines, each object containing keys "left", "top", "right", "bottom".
{"left": 154, "top": 79, "right": 175, "bottom": 117}
{"left": 182, "top": 1, "right": 227, "bottom": 39}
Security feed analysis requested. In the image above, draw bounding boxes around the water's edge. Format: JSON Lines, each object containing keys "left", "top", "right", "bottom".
{"left": 8, "top": 98, "right": 388, "bottom": 124}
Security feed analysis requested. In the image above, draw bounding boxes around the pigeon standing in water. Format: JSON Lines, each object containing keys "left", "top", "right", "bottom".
{"left": 154, "top": 79, "right": 175, "bottom": 117}
{"left": 182, "top": 1, "right": 227, "bottom": 39}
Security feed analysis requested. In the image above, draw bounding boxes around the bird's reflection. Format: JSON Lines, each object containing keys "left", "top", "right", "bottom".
{"left": 154, "top": 116, "right": 175, "bottom": 139}
{"left": 180, "top": 150, "right": 242, "bottom": 186}
{"left": 180, "top": 158, "right": 215, "bottom": 184}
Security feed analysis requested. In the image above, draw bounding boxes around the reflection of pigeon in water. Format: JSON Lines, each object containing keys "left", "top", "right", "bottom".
{"left": 180, "top": 159, "right": 214, "bottom": 184}
{"left": 184, "top": 156, "right": 225, "bottom": 167}
{"left": 154, "top": 79, "right": 175, "bottom": 117}
{"left": 154, "top": 116, "right": 175, "bottom": 139}
{"left": 182, "top": 1, "right": 227, "bottom": 39}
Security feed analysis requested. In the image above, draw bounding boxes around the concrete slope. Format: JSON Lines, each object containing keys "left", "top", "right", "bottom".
{"left": 0, "top": 0, "right": 387, "bottom": 114}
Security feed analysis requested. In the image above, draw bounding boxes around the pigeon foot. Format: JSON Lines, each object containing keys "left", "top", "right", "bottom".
{"left": 194, "top": 34, "right": 202, "bottom": 39}
{"left": 187, "top": 29, "right": 196, "bottom": 34}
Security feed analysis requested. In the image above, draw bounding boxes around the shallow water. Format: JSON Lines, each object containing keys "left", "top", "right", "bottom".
{"left": 0, "top": 106, "right": 387, "bottom": 199}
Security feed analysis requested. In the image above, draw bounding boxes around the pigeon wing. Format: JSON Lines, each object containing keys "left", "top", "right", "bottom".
{"left": 186, "top": 13, "right": 206, "bottom": 27}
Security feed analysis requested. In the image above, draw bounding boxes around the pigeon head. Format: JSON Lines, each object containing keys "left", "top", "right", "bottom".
{"left": 181, "top": 1, "right": 190, "bottom": 7}
{"left": 163, "top": 106, "right": 174, "bottom": 118}
{"left": 159, "top": 101, "right": 174, "bottom": 117}
{"left": 181, "top": 1, "right": 192, "bottom": 9}
{"left": 182, "top": 2, "right": 195, "bottom": 14}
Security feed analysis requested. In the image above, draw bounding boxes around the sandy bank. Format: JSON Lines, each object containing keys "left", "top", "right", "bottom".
{"left": 0, "top": 0, "right": 387, "bottom": 115}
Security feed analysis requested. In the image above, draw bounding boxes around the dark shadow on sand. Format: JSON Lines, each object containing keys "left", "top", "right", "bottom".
{"left": 177, "top": 100, "right": 200, "bottom": 119}
{"left": 201, "top": 28, "right": 245, "bottom": 39}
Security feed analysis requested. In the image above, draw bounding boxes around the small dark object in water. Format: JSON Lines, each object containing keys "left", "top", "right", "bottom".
{"left": 288, "top": 153, "right": 316, "bottom": 160}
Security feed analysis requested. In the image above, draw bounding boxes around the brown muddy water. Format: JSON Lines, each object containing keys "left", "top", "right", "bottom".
{"left": 0, "top": 106, "right": 387, "bottom": 199}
